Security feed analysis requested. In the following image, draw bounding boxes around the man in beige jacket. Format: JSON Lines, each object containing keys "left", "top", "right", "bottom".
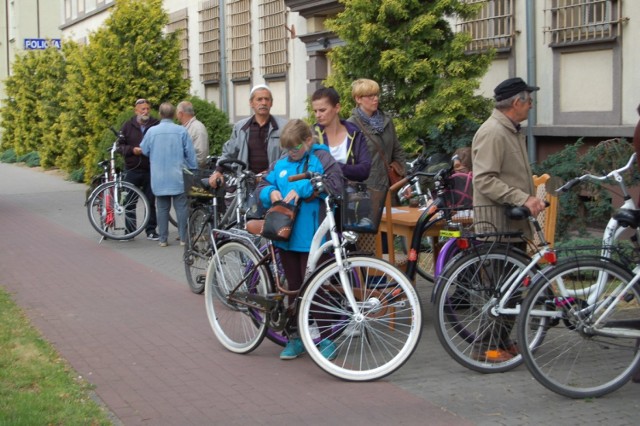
{"left": 470, "top": 77, "right": 546, "bottom": 363}
{"left": 177, "top": 101, "right": 209, "bottom": 169}
{"left": 472, "top": 77, "right": 546, "bottom": 237}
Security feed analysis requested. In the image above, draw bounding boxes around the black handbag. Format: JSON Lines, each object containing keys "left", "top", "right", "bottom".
{"left": 261, "top": 200, "right": 299, "bottom": 241}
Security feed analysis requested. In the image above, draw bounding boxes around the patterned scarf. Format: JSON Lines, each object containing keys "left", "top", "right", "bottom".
{"left": 356, "top": 108, "right": 385, "bottom": 134}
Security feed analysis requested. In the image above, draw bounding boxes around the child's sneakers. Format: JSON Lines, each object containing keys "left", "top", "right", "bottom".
{"left": 280, "top": 338, "right": 306, "bottom": 360}
{"left": 318, "top": 339, "right": 337, "bottom": 360}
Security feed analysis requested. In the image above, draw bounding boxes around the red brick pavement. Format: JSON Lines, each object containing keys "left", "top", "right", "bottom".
{"left": 0, "top": 194, "right": 468, "bottom": 425}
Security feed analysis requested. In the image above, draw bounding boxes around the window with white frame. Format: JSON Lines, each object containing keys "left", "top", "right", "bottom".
{"left": 259, "top": 0, "right": 288, "bottom": 76}
{"left": 199, "top": 1, "right": 221, "bottom": 83}
{"left": 227, "top": 0, "right": 252, "bottom": 81}
{"left": 545, "top": 0, "right": 622, "bottom": 46}
{"left": 167, "top": 9, "right": 190, "bottom": 80}
{"left": 457, "top": 0, "right": 514, "bottom": 52}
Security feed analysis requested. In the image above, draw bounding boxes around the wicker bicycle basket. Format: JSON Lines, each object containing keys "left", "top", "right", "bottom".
{"left": 183, "top": 169, "right": 215, "bottom": 198}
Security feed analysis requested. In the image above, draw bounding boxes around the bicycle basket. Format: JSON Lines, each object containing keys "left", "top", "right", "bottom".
{"left": 442, "top": 172, "right": 473, "bottom": 210}
{"left": 183, "top": 169, "right": 215, "bottom": 198}
{"left": 341, "top": 182, "right": 386, "bottom": 234}
{"left": 446, "top": 204, "right": 529, "bottom": 239}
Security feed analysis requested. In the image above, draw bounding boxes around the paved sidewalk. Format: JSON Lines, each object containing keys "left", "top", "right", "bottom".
{"left": 0, "top": 163, "right": 638, "bottom": 425}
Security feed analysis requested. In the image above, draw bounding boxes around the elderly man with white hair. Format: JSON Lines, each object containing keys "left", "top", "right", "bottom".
{"left": 208, "top": 84, "right": 288, "bottom": 188}
{"left": 177, "top": 101, "right": 209, "bottom": 169}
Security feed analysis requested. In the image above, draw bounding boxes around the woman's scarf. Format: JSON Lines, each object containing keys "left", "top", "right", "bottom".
{"left": 356, "top": 108, "right": 385, "bottom": 134}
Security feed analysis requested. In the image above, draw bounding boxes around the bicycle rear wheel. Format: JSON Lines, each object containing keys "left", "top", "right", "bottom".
{"left": 433, "top": 245, "right": 534, "bottom": 373}
{"left": 86, "top": 181, "right": 150, "bottom": 240}
{"left": 184, "top": 207, "right": 212, "bottom": 294}
{"left": 298, "top": 256, "right": 422, "bottom": 381}
{"left": 204, "top": 240, "right": 269, "bottom": 354}
{"left": 518, "top": 257, "right": 640, "bottom": 398}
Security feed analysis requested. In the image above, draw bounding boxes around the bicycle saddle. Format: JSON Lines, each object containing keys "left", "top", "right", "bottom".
{"left": 613, "top": 208, "right": 640, "bottom": 229}
{"left": 505, "top": 206, "right": 530, "bottom": 220}
{"left": 245, "top": 219, "right": 265, "bottom": 235}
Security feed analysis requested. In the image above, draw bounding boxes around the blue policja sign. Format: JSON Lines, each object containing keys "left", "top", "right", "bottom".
{"left": 24, "top": 38, "right": 62, "bottom": 50}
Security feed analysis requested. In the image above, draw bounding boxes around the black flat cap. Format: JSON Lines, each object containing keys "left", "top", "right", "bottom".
{"left": 494, "top": 77, "right": 539, "bottom": 101}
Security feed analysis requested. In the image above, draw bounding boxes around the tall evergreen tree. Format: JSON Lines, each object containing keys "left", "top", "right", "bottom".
{"left": 78, "top": 0, "right": 189, "bottom": 174}
{"left": 325, "top": 0, "right": 494, "bottom": 154}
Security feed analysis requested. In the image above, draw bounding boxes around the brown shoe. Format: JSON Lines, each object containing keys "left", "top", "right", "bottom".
{"left": 472, "top": 348, "right": 515, "bottom": 363}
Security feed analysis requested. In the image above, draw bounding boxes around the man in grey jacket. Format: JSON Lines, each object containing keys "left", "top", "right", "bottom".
{"left": 208, "top": 84, "right": 287, "bottom": 187}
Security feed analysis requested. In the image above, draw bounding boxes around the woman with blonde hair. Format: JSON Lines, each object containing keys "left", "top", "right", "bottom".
{"left": 348, "top": 78, "right": 407, "bottom": 193}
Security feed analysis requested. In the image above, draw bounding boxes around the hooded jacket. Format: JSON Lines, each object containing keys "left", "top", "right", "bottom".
{"left": 258, "top": 143, "right": 343, "bottom": 252}
{"left": 313, "top": 120, "right": 371, "bottom": 182}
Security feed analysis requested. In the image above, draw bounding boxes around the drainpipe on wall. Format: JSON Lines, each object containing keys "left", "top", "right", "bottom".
{"left": 525, "top": 0, "right": 537, "bottom": 163}
{"left": 5, "top": 0, "right": 10, "bottom": 76}
{"left": 218, "top": 0, "right": 228, "bottom": 114}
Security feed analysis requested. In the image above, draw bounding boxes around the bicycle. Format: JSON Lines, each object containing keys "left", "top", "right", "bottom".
{"left": 517, "top": 217, "right": 640, "bottom": 398}
{"left": 85, "top": 128, "right": 150, "bottom": 241}
{"left": 431, "top": 153, "right": 640, "bottom": 374}
{"left": 204, "top": 172, "right": 422, "bottom": 381}
{"left": 516, "top": 159, "right": 640, "bottom": 398}
{"left": 389, "top": 154, "right": 474, "bottom": 283}
{"left": 183, "top": 158, "right": 258, "bottom": 294}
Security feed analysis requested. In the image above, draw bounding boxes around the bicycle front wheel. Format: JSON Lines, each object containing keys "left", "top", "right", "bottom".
{"left": 433, "top": 245, "right": 534, "bottom": 373}
{"left": 298, "top": 256, "right": 422, "bottom": 381}
{"left": 184, "top": 206, "right": 212, "bottom": 294}
{"left": 518, "top": 257, "right": 640, "bottom": 398}
{"left": 86, "top": 181, "right": 150, "bottom": 240}
{"left": 204, "top": 240, "right": 270, "bottom": 354}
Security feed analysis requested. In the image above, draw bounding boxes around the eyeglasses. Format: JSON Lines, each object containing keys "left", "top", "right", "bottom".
{"left": 289, "top": 143, "right": 304, "bottom": 152}
{"left": 135, "top": 99, "right": 148, "bottom": 106}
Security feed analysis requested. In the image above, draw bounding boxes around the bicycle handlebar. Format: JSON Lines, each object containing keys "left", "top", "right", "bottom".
{"left": 218, "top": 158, "right": 248, "bottom": 173}
{"left": 288, "top": 172, "right": 315, "bottom": 182}
{"left": 556, "top": 153, "right": 637, "bottom": 193}
{"left": 389, "top": 168, "right": 451, "bottom": 193}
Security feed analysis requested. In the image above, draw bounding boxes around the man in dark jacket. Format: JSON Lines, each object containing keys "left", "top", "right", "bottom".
{"left": 118, "top": 98, "right": 160, "bottom": 240}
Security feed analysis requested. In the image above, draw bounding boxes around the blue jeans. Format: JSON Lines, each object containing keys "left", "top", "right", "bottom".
{"left": 156, "top": 193, "right": 188, "bottom": 243}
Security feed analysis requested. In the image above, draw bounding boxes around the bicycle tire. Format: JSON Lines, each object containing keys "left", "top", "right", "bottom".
{"left": 433, "top": 245, "right": 535, "bottom": 373}
{"left": 184, "top": 207, "right": 212, "bottom": 294}
{"left": 297, "top": 256, "right": 422, "bottom": 381}
{"left": 517, "top": 257, "right": 640, "bottom": 398}
{"left": 86, "top": 180, "right": 150, "bottom": 240}
{"left": 169, "top": 211, "right": 178, "bottom": 228}
{"left": 204, "top": 240, "right": 270, "bottom": 354}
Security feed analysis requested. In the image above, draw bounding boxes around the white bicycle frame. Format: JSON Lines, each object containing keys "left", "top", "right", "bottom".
{"left": 490, "top": 153, "right": 639, "bottom": 317}
{"left": 209, "top": 181, "right": 364, "bottom": 319}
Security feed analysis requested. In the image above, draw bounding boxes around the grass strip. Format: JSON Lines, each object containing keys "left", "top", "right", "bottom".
{"left": 0, "top": 287, "right": 112, "bottom": 425}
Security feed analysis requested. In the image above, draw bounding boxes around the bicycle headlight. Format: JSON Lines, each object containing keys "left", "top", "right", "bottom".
{"left": 342, "top": 231, "right": 358, "bottom": 244}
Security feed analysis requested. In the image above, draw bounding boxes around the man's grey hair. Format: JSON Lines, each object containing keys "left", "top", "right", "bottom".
{"left": 159, "top": 102, "right": 176, "bottom": 119}
{"left": 495, "top": 91, "right": 529, "bottom": 111}
{"left": 177, "top": 101, "right": 195, "bottom": 116}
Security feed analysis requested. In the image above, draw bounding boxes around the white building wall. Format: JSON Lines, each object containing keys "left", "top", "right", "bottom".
{"left": 57, "top": 1, "right": 310, "bottom": 122}
{"left": 475, "top": 1, "right": 640, "bottom": 131}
